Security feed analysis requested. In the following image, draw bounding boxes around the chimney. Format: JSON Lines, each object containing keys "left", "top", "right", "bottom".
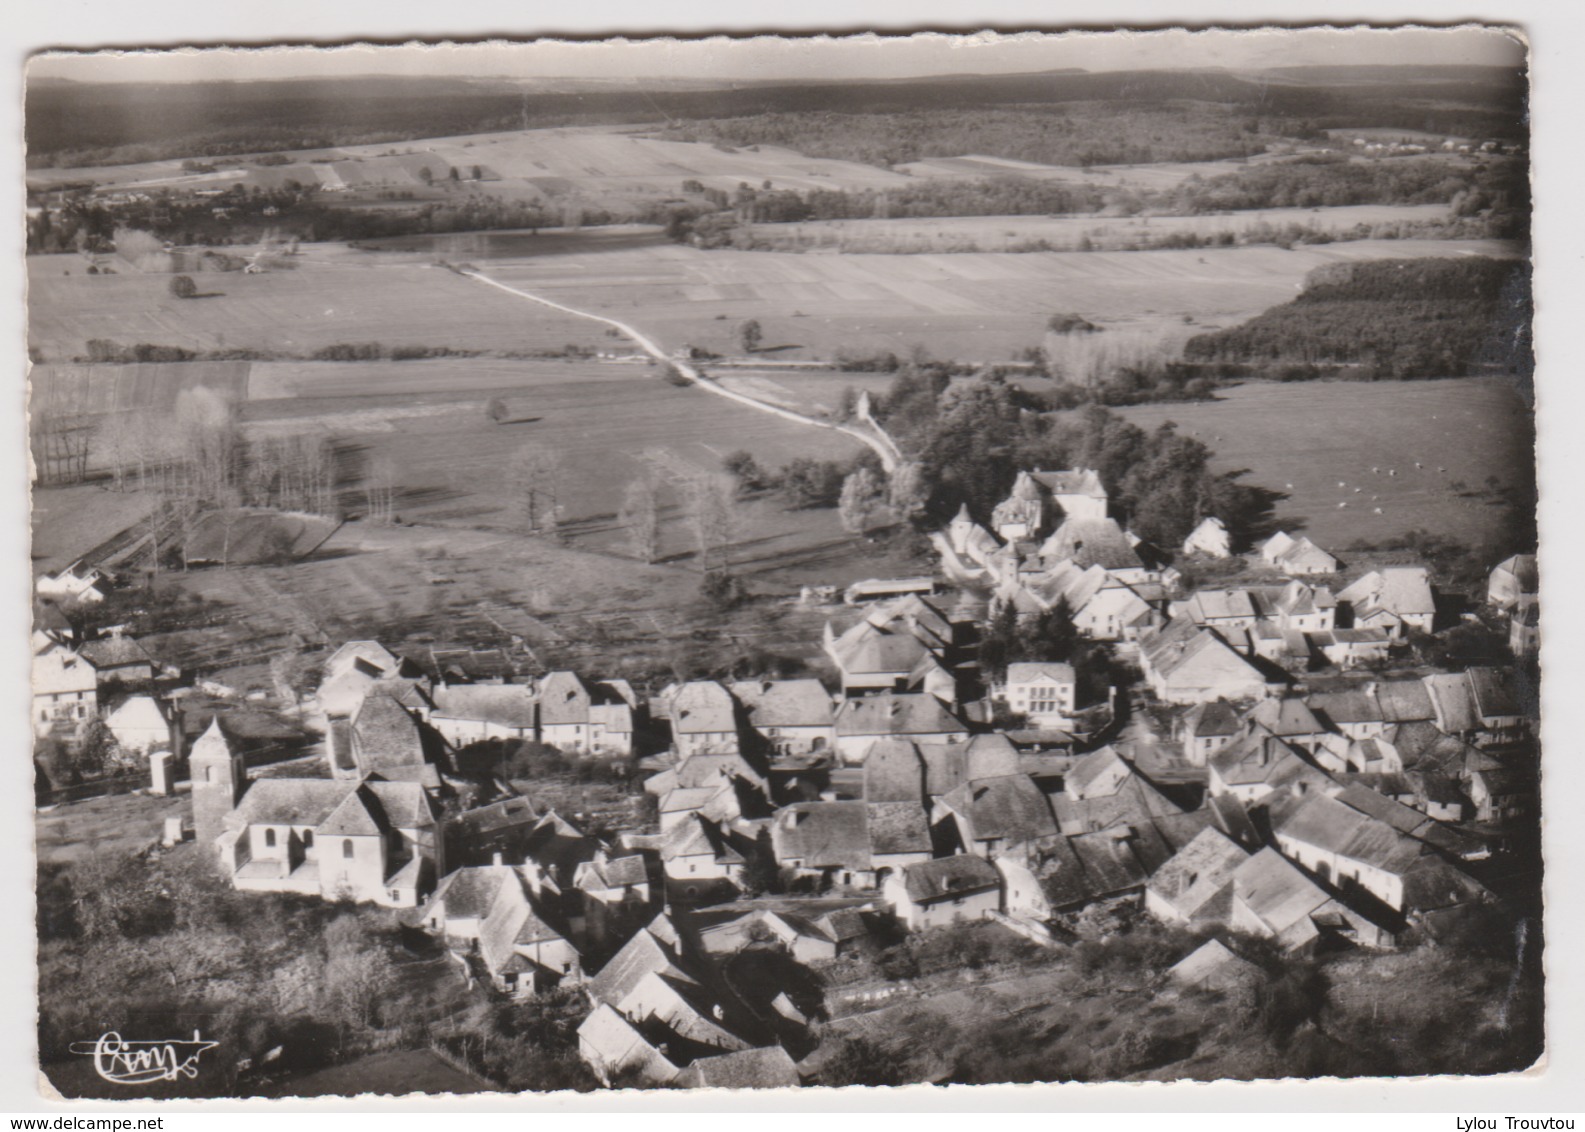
{"left": 492, "top": 852, "right": 504, "bottom": 867}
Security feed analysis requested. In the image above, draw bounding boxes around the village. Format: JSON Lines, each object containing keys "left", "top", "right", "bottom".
{"left": 32, "top": 462, "right": 1542, "bottom": 1091}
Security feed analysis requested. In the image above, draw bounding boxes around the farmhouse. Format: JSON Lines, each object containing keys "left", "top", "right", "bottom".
{"left": 1488, "top": 554, "right": 1538, "bottom": 611}
{"left": 666, "top": 681, "right": 743, "bottom": 758}
{"left": 32, "top": 645, "right": 98, "bottom": 738}
{"left": 884, "top": 855, "right": 1003, "bottom": 931}
{"left": 428, "top": 684, "right": 537, "bottom": 747}
{"left": 822, "top": 595, "right": 957, "bottom": 697}
{"left": 1182, "top": 516, "right": 1232, "bottom": 559}
{"left": 1259, "top": 532, "right": 1340, "bottom": 577}
{"left": 1338, "top": 567, "right": 1436, "bottom": 637}
{"left": 316, "top": 641, "right": 428, "bottom": 720}
{"left": 79, "top": 634, "right": 159, "bottom": 686}
{"left": 104, "top": 694, "right": 173, "bottom": 754}
{"left": 35, "top": 562, "right": 106, "bottom": 605}
{"left": 538, "top": 671, "right": 635, "bottom": 755}
{"left": 1145, "top": 828, "right": 1250, "bottom": 925}
{"left": 419, "top": 863, "right": 581, "bottom": 997}
{"left": 991, "top": 468, "right": 1108, "bottom": 542}
{"left": 732, "top": 678, "right": 835, "bottom": 756}
{"left": 1139, "top": 618, "right": 1270, "bottom": 705}
{"left": 934, "top": 774, "right": 1058, "bottom": 857}
{"left": 1178, "top": 701, "right": 1241, "bottom": 766}
{"left": 833, "top": 693, "right": 968, "bottom": 763}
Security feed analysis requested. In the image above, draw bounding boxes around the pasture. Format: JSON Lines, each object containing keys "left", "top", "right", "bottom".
{"left": 25, "top": 254, "right": 612, "bottom": 362}
{"left": 1115, "top": 377, "right": 1533, "bottom": 552}
{"left": 486, "top": 235, "right": 1521, "bottom": 362}
{"left": 741, "top": 203, "right": 1454, "bottom": 254}
{"left": 28, "top": 123, "right": 915, "bottom": 200}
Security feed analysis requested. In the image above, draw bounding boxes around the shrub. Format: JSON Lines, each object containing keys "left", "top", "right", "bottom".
{"left": 169, "top": 274, "right": 197, "bottom": 299}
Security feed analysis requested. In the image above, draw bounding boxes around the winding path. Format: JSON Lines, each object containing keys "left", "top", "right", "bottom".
{"left": 459, "top": 267, "right": 904, "bottom": 472}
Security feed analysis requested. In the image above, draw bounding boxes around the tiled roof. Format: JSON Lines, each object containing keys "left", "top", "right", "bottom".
{"left": 744, "top": 679, "right": 834, "bottom": 729}
{"left": 233, "top": 778, "right": 348, "bottom": 828}
{"left": 863, "top": 739, "right": 925, "bottom": 803}
{"left": 537, "top": 671, "right": 591, "bottom": 726}
{"left": 430, "top": 684, "right": 537, "bottom": 729}
{"left": 1040, "top": 517, "right": 1142, "bottom": 571}
{"left": 586, "top": 920, "right": 694, "bottom": 1007}
{"left": 867, "top": 801, "right": 931, "bottom": 857}
{"left": 677, "top": 1045, "right": 800, "bottom": 1090}
{"left": 1185, "top": 700, "right": 1242, "bottom": 738}
{"left": 1006, "top": 662, "right": 1075, "bottom": 686}
{"left": 79, "top": 636, "right": 153, "bottom": 669}
{"left": 900, "top": 855, "right": 1001, "bottom": 903}
{"left": 1147, "top": 828, "right": 1249, "bottom": 920}
{"left": 940, "top": 774, "right": 1057, "bottom": 844}
{"left": 1277, "top": 794, "right": 1425, "bottom": 874}
{"left": 1230, "top": 848, "right": 1330, "bottom": 935}
{"left": 670, "top": 681, "right": 739, "bottom": 735}
{"left": 352, "top": 691, "right": 427, "bottom": 770}
{"left": 835, "top": 693, "right": 964, "bottom": 737}
{"left": 772, "top": 802, "right": 872, "bottom": 870}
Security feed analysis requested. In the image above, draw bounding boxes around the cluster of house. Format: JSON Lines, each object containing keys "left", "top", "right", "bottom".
{"left": 31, "top": 613, "right": 168, "bottom": 748}
{"left": 151, "top": 466, "right": 1537, "bottom": 1088}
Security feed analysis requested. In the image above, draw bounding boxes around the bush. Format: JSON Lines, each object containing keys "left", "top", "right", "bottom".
{"left": 169, "top": 274, "right": 197, "bottom": 299}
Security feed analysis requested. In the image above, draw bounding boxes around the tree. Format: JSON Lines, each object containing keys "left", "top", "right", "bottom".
{"left": 738, "top": 318, "right": 763, "bottom": 354}
{"left": 780, "top": 457, "right": 846, "bottom": 509}
{"left": 509, "top": 444, "right": 564, "bottom": 537}
{"left": 169, "top": 274, "right": 197, "bottom": 299}
{"left": 721, "top": 450, "right": 766, "bottom": 493}
{"left": 619, "top": 476, "right": 661, "bottom": 564}
{"left": 687, "top": 472, "right": 740, "bottom": 572}
{"left": 838, "top": 466, "right": 887, "bottom": 535}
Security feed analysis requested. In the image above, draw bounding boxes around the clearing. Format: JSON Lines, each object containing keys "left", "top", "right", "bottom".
{"left": 1115, "top": 376, "right": 1533, "bottom": 552}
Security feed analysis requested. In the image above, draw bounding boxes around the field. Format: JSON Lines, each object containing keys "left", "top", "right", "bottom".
{"left": 31, "top": 483, "right": 161, "bottom": 577}
{"left": 26, "top": 123, "right": 916, "bottom": 200}
{"left": 483, "top": 234, "right": 1520, "bottom": 362}
{"left": 1115, "top": 376, "right": 1533, "bottom": 552}
{"left": 25, "top": 252, "right": 614, "bottom": 363}
{"left": 741, "top": 203, "right": 1454, "bottom": 254}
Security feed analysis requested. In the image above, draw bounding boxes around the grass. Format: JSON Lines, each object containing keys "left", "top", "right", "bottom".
{"left": 741, "top": 203, "right": 1455, "bottom": 254}
{"left": 31, "top": 483, "right": 161, "bottom": 576}
{"left": 26, "top": 253, "right": 612, "bottom": 362}
{"left": 484, "top": 233, "right": 1519, "bottom": 363}
{"left": 1114, "top": 376, "right": 1533, "bottom": 553}
{"left": 35, "top": 790, "right": 189, "bottom": 865}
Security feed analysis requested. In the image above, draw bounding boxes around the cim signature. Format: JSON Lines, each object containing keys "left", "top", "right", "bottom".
{"left": 67, "top": 1031, "right": 218, "bottom": 1086}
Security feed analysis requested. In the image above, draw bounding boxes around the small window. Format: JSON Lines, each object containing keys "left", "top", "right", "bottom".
{"left": 264, "top": 829, "right": 276, "bottom": 848}
{"left": 343, "top": 839, "right": 355, "bottom": 859}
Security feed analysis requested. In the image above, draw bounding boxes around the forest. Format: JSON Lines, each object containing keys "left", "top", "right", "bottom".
{"left": 1182, "top": 256, "right": 1533, "bottom": 379}
{"left": 27, "top": 63, "right": 1526, "bottom": 169}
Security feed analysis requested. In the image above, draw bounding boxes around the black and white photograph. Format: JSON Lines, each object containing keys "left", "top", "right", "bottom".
{"left": 22, "top": 23, "right": 1543, "bottom": 1101}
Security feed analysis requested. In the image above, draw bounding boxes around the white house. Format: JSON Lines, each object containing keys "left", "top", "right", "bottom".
{"left": 884, "top": 855, "right": 1003, "bottom": 932}
{"left": 32, "top": 646, "right": 98, "bottom": 737}
{"left": 105, "top": 694, "right": 173, "bottom": 754}
{"left": 1002, "top": 662, "right": 1077, "bottom": 728}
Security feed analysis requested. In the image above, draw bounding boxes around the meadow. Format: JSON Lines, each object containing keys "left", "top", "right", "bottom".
{"left": 486, "top": 233, "right": 1520, "bottom": 362}
{"left": 25, "top": 253, "right": 612, "bottom": 363}
{"left": 1115, "top": 376, "right": 1533, "bottom": 552}
{"left": 739, "top": 203, "right": 1454, "bottom": 254}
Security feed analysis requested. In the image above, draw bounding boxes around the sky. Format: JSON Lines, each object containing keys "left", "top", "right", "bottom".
{"left": 27, "top": 25, "right": 1526, "bottom": 86}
